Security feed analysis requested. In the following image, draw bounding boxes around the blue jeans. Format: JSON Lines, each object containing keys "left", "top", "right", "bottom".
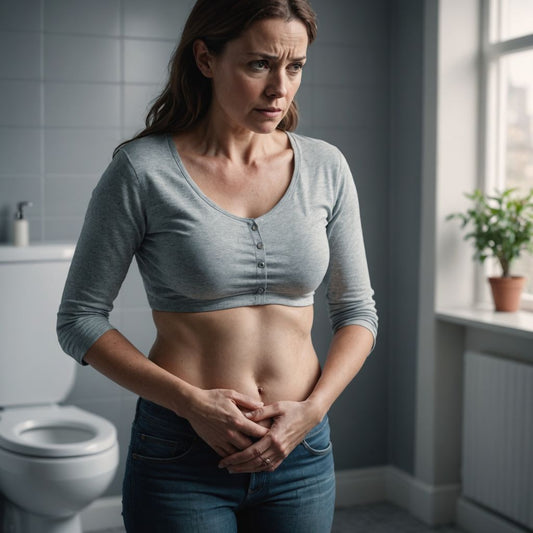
{"left": 122, "top": 398, "right": 336, "bottom": 532}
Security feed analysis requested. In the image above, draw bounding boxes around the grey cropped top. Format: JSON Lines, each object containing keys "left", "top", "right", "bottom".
{"left": 57, "top": 132, "right": 378, "bottom": 365}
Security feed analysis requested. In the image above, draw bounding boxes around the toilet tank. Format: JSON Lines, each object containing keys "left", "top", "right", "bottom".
{"left": 0, "top": 244, "right": 77, "bottom": 407}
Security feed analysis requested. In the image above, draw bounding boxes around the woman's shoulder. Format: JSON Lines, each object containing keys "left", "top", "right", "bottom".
{"left": 288, "top": 132, "right": 343, "bottom": 163}
{"left": 114, "top": 133, "right": 172, "bottom": 168}
{"left": 288, "top": 132, "right": 354, "bottom": 198}
{"left": 288, "top": 133, "right": 348, "bottom": 179}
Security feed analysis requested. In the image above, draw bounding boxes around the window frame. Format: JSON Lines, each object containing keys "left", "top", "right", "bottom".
{"left": 480, "top": 0, "right": 533, "bottom": 310}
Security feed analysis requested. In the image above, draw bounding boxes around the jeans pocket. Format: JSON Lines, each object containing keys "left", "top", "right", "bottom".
{"left": 301, "top": 417, "right": 333, "bottom": 457}
{"left": 131, "top": 429, "right": 197, "bottom": 463}
{"left": 301, "top": 437, "right": 332, "bottom": 456}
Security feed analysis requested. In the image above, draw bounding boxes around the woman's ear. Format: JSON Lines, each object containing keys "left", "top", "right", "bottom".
{"left": 193, "top": 39, "right": 214, "bottom": 78}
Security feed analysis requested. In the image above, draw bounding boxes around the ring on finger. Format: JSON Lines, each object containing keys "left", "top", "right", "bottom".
{"left": 262, "top": 456, "right": 272, "bottom": 467}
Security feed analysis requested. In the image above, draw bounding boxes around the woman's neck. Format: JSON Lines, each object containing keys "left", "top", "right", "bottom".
{"left": 183, "top": 115, "right": 285, "bottom": 165}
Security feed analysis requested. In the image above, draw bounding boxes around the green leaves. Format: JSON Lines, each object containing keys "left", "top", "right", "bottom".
{"left": 446, "top": 188, "right": 533, "bottom": 277}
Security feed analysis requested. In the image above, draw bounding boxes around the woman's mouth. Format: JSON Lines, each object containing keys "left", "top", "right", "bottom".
{"left": 255, "top": 107, "right": 283, "bottom": 118}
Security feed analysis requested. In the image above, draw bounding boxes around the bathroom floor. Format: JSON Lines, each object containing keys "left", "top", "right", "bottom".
{"left": 91, "top": 502, "right": 465, "bottom": 532}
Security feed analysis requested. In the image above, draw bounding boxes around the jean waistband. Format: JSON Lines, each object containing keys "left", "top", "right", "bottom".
{"left": 136, "top": 397, "right": 329, "bottom": 437}
{"left": 137, "top": 397, "right": 186, "bottom": 423}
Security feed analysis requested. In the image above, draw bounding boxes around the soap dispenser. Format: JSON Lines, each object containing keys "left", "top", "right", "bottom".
{"left": 13, "top": 201, "right": 33, "bottom": 247}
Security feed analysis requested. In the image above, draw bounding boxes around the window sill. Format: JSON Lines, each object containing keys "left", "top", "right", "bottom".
{"left": 436, "top": 305, "right": 533, "bottom": 340}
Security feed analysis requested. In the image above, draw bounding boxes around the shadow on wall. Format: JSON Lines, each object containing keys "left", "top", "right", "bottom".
{"left": 0, "top": 207, "right": 10, "bottom": 242}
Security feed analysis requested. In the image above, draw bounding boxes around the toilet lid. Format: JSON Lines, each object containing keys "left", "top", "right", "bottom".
{"left": 0, "top": 405, "right": 117, "bottom": 458}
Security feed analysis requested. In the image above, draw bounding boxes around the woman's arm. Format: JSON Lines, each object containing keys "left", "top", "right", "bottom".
{"left": 306, "top": 324, "right": 374, "bottom": 416}
{"left": 218, "top": 323, "right": 373, "bottom": 472}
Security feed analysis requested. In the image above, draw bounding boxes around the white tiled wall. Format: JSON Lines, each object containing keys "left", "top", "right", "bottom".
{"left": 0, "top": 0, "right": 180, "bottom": 244}
{"left": 0, "top": 0, "right": 390, "bottom": 494}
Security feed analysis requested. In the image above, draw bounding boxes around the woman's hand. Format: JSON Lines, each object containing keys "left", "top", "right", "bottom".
{"left": 185, "top": 388, "right": 269, "bottom": 458}
{"left": 217, "top": 400, "right": 322, "bottom": 473}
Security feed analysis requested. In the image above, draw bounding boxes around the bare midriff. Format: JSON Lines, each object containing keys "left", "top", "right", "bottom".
{"left": 149, "top": 304, "right": 321, "bottom": 406}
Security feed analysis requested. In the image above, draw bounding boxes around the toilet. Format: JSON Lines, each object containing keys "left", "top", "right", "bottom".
{"left": 0, "top": 244, "right": 119, "bottom": 533}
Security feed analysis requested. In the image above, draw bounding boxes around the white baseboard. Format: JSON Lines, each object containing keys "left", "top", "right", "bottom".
{"left": 335, "top": 466, "right": 460, "bottom": 526}
{"left": 81, "top": 466, "right": 461, "bottom": 532}
{"left": 335, "top": 466, "right": 388, "bottom": 507}
{"left": 385, "top": 466, "right": 460, "bottom": 526}
{"left": 457, "top": 497, "right": 530, "bottom": 533}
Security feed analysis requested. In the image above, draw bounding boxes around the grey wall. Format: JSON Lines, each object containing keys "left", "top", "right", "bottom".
{"left": 0, "top": 0, "right": 423, "bottom": 496}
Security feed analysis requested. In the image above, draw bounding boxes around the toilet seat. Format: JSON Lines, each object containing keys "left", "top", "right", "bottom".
{"left": 0, "top": 404, "right": 117, "bottom": 458}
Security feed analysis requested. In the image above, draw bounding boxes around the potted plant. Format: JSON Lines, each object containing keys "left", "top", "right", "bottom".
{"left": 447, "top": 187, "right": 533, "bottom": 311}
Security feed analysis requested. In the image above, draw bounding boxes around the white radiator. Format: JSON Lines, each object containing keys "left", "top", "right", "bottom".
{"left": 462, "top": 351, "right": 533, "bottom": 530}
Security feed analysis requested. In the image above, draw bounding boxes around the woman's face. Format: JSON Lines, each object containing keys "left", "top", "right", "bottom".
{"left": 199, "top": 17, "right": 309, "bottom": 135}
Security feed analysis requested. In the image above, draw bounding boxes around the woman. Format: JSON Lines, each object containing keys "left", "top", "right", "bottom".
{"left": 57, "top": 0, "right": 378, "bottom": 531}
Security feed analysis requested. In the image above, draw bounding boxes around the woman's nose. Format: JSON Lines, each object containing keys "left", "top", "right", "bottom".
{"left": 265, "top": 71, "right": 288, "bottom": 98}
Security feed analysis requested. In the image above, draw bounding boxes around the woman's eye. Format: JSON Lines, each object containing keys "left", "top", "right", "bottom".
{"left": 288, "top": 62, "right": 304, "bottom": 73}
{"left": 250, "top": 60, "right": 269, "bottom": 71}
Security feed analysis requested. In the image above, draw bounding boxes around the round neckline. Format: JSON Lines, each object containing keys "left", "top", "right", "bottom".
{"left": 166, "top": 131, "right": 301, "bottom": 223}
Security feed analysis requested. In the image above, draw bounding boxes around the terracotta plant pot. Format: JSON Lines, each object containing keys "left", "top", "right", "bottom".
{"left": 488, "top": 276, "right": 526, "bottom": 312}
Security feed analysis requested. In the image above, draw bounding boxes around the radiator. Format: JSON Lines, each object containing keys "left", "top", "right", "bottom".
{"left": 462, "top": 351, "right": 533, "bottom": 530}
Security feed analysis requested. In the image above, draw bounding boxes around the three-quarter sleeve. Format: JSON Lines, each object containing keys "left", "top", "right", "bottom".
{"left": 57, "top": 150, "right": 146, "bottom": 365}
{"left": 325, "top": 151, "right": 378, "bottom": 348}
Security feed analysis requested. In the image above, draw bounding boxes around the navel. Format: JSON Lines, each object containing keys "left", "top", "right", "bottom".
{"left": 257, "top": 385, "right": 265, "bottom": 395}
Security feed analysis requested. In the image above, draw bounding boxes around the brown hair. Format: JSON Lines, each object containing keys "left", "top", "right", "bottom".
{"left": 117, "top": 0, "right": 317, "bottom": 152}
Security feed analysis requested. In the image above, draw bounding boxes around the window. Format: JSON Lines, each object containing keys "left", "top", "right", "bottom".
{"left": 483, "top": 0, "right": 533, "bottom": 307}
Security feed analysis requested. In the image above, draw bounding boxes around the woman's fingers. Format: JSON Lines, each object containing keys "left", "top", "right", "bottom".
{"left": 218, "top": 437, "right": 279, "bottom": 472}
{"left": 236, "top": 416, "right": 269, "bottom": 440}
{"left": 219, "top": 401, "right": 319, "bottom": 472}
{"left": 229, "top": 390, "right": 264, "bottom": 411}
{"left": 186, "top": 388, "right": 269, "bottom": 457}
{"left": 218, "top": 424, "right": 289, "bottom": 472}
{"left": 243, "top": 402, "right": 280, "bottom": 422}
